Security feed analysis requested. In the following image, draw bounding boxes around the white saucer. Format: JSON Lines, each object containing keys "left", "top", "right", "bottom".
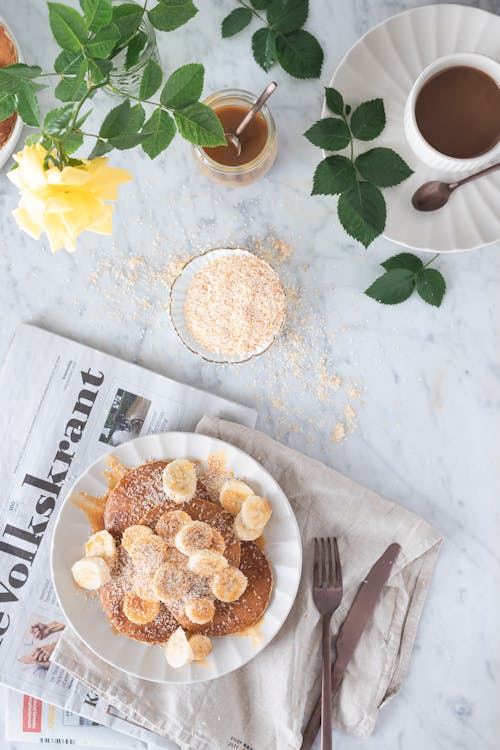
{"left": 324, "top": 4, "right": 500, "bottom": 253}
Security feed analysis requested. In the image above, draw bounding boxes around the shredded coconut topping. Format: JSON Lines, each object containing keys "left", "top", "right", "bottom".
{"left": 184, "top": 253, "right": 286, "bottom": 358}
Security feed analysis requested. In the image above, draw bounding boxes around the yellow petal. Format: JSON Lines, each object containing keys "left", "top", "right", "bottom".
{"left": 12, "top": 207, "right": 43, "bottom": 240}
{"left": 43, "top": 213, "right": 77, "bottom": 253}
{"left": 47, "top": 165, "right": 91, "bottom": 187}
{"left": 85, "top": 159, "right": 132, "bottom": 200}
{"left": 11, "top": 144, "right": 47, "bottom": 190}
{"left": 87, "top": 202, "right": 114, "bottom": 235}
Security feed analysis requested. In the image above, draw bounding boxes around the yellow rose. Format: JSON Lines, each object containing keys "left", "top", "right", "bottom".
{"left": 8, "top": 144, "right": 132, "bottom": 253}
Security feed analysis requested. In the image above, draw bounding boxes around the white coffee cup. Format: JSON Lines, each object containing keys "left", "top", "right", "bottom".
{"left": 404, "top": 52, "right": 500, "bottom": 175}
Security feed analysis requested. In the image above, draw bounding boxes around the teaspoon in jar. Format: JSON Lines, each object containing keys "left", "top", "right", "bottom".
{"left": 225, "top": 81, "right": 278, "bottom": 156}
{"left": 412, "top": 161, "right": 500, "bottom": 211}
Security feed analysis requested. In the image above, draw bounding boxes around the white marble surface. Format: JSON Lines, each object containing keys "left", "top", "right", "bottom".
{"left": 1, "top": 1, "right": 500, "bottom": 748}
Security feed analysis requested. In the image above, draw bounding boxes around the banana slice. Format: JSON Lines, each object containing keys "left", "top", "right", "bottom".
{"left": 240, "top": 495, "right": 272, "bottom": 530}
{"left": 123, "top": 592, "right": 160, "bottom": 625}
{"left": 121, "top": 524, "right": 153, "bottom": 553}
{"left": 233, "top": 513, "right": 264, "bottom": 541}
{"left": 85, "top": 530, "right": 117, "bottom": 567}
{"left": 189, "top": 634, "right": 212, "bottom": 661}
{"left": 129, "top": 534, "right": 167, "bottom": 570}
{"left": 165, "top": 627, "right": 194, "bottom": 668}
{"left": 185, "top": 597, "right": 215, "bottom": 625}
{"left": 71, "top": 556, "right": 111, "bottom": 590}
{"left": 162, "top": 460, "right": 197, "bottom": 503}
{"left": 209, "top": 528, "right": 226, "bottom": 555}
{"left": 155, "top": 510, "right": 192, "bottom": 545}
{"left": 211, "top": 566, "right": 248, "bottom": 602}
{"left": 154, "top": 563, "right": 190, "bottom": 603}
{"left": 132, "top": 573, "right": 158, "bottom": 601}
{"left": 188, "top": 549, "right": 228, "bottom": 577}
{"left": 219, "top": 479, "right": 253, "bottom": 516}
{"left": 175, "top": 521, "right": 213, "bottom": 556}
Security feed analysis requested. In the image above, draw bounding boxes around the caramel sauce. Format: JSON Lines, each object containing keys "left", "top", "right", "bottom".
{"left": 71, "top": 491, "right": 107, "bottom": 534}
{"left": 72, "top": 455, "right": 129, "bottom": 532}
{"left": 203, "top": 105, "right": 268, "bottom": 167}
{"left": 415, "top": 66, "right": 500, "bottom": 158}
{"left": 0, "top": 25, "right": 17, "bottom": 148}
{"left": 234, "top": 616, "right": 265, "bottom": 647}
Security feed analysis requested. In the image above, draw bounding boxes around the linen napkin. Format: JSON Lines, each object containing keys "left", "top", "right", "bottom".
{"left": 52, "top": 416, "right": 443, "bottom": 749}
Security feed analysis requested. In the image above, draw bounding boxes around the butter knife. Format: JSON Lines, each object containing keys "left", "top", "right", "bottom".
{"left": 300, "top": 542, "right": 401, "bottom": 750}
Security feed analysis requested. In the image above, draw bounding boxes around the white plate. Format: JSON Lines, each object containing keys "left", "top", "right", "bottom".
{"left": 169, "top": 247, "right": 286, "bottom": 364}
{"left": 0, "top": 17, "right": 23, "bottom": 169}
{"left": 51, "top": 431, "right": 302, "bottom": 683}
{"left": 325, "top": 4, "right": 500, "bottom": 253}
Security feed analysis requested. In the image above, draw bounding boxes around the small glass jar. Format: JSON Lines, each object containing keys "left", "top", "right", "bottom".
{"left": 192, "top": 89, "right": 278, "bottom": 186}
{"left": 108, "top": 0, "right": 160, "bottom": 99}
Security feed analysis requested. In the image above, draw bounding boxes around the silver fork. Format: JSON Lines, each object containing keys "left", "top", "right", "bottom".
{"left": 312, "top": 537, "right": 343, "bottom": 750}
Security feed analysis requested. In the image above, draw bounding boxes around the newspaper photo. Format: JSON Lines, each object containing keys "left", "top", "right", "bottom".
{"left": 0, "top": 324, "right": 257, "bottom": 749}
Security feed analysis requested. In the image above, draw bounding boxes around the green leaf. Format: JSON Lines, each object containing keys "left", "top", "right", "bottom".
{"left": 88, "top": 57, "right": 112, "bottom": 84}
{"left": 0, "top": 93, "right": 16, "bottom": 121}
{"left": 365, "top": 269, "right": 416, "bottom": 305}
{"left": 304, "top": 118, "right": 350, "bottom": 151}
{"left": 25, "top": 132, "right": 42, "bottom": 146}
{"left": 112, "top": 2, "right": 143, "bottom": 39}
{"left": 0, "top": 64, "right": 42, "bottom": 94}
{"left": 160, "top": 63, "right": 203, "bottom": 109}
{"left": 148, "top": 0, "right": 198, "bottom": 32}
{"left": 48, "top": 3, "right": 87, "bottom": 51}
{"left": 80, "top": 0, "right": 112, "bottom": 32}
{"left": 55, "top": 50, "right": 84, "bottom": 75}
{"left": 141, "top": 108, "right": 176, "bottom": 158}
{"left": 139, "top": 59, "right": 163, "bottom": 99}
{"left": 100, "top": 98, "right": 145, "bottom": 148}
{"left": 325, "top": 87, "right": 343, "bottom": 116}
{"left": 89, "top": 138, "right": 113, "bottom": 158}
{"left": 355, "top": 147, "right": 413, "bottom": 187}
{"left": 221, "top": 8, "right": 252, "bottom": 37}
{"left": 55, "top": 60, "right": 88, "bottom": 102}
{"left": 416, "top": 268, "right": 446, "bottom": 307}
{"left": 267, "top": 0, "right": 308, "bottom": 33}
{"left": 311, "top": 155, "right": 356, "bottom": 196}
{"left": 381, "top": 253, "right": 423, "bottom": 273}
{"left": 350, "top": 98, "right": 385, "bottom": 141}
{"left": 275, "top": 29, "right": 323, "bottom": 79}
{"left": 125, "top": 30, "right": 147, "bottom": 69}
{"left": 173, "top": 102, "right": 225, "bottom": 146}
{"left": 16, "top": 84, "right": 41, "bottom": 126}
{"left": 85, "top": 23, "right": 119, "bottom": 58}
{"left": 64, "top": 130, "right": 84, "bottom": 154}
{"left": 252, "top": 28, "right": 278, "bottom": 72}
{"left": 252, "top": 0, "right": 269, "bottom": 8}
{"left": 43, "top": 104, "right": 73, "bottom": 133}
{"left": 337, "top": 181, "right": 386, "bottom": 248}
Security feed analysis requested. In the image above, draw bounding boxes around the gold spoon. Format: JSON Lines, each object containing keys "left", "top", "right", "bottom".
{"left": 412, "top": 161, "right": 500, "bottom": 211}
{"left": 225, "top": 82, "right": 278, "bottom": 157}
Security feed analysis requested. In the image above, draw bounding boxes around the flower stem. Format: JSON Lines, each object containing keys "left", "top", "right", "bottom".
{"left": 237, "top": 0, "right": 266, "bottom": 23}
{"left": 423, "top": 253, "right": 439, "bottom": 268}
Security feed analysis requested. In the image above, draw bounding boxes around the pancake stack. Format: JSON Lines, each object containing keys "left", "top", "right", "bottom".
{"left": 72, "top": 458, "right": 273, "bottom": 669}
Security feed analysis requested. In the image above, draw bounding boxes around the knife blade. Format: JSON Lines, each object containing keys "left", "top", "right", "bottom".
{"left": 300, "top": 542, "right": 401, "bottom": 750}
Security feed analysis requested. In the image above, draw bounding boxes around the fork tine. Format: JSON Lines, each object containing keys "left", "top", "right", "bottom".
{"left": 321, "top": 538, "right": 327, "bottom": 588}
{"left": 313, "top": 538, "right": 319, "bottom": 586}
{"left": 333, "top": 537, "right": 342, "bottom": 589}
{"left": 327, "top": 537, "right": 334, "bottom": 588}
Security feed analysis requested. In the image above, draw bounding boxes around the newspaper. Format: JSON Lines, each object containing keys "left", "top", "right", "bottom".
{"left": 4, "top": 688, "right": 141, "bottom": 748}
{"left": 0, "top": 324, "right": 257, "bottom": 749}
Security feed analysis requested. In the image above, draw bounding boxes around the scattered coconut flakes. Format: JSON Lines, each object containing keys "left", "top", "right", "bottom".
{"left": 331, "top": 423, "right": 346, "bottom": 444}
{"left": 272, "top": 397, "right": 284, "bottom": 409}
{"left": 345, "top": 382, "right": 362, "bottom": 399}
{"left": 317, "top": 355, "right": 342, "bottom": 401}
{"left": 344, "top": 404, "right": 356, "bottom": 426}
